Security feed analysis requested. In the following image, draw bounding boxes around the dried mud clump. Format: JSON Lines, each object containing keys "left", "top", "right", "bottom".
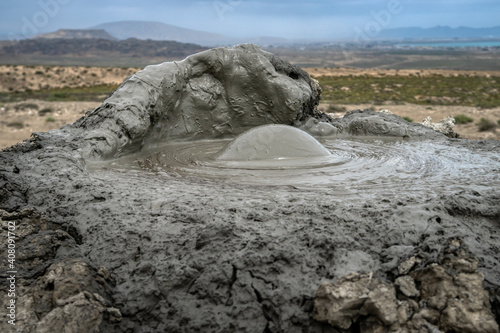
{"left": 422, "top": 116, "right": 459, "bottom": 138}
{"left": 0, "top": 209, "right": 120, "bottom": 333}
{"left": 314, "top": 237, "right": 500, "bottom": 333}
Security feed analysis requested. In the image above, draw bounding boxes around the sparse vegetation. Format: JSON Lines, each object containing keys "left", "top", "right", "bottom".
{"left": 0, "top": 84, "right": 119, "bottom": 103}
{"left": 45, "top": 116, "right": 56, "bottom": 123}
{"left": 52, "top": 92, "right": 67, "bottom": 99}
{"left": 454, "top": 114, "right": 474, "bottom": 124}
{"left": 402, "top": 116, "right": 414, "bottom": 122}
{"left": 327, "top": 104, "right": 347, "bottom": 113}
{"left": 316, "top": 75, "right": 500, "bottom": 108}
{"left": 477, "top": 118, "right": 497, "bottom": 132}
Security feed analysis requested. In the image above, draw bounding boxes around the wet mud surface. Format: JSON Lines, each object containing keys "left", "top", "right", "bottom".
{"left": 95, "top": 133, "right": 498, "bottom": 193}
{"left": 1, "top": 45, "right": 499, "bottom": 332}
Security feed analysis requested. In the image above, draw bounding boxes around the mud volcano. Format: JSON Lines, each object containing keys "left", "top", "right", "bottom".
{"left": 1, "top": 45, "right": 499, "bottom": 333}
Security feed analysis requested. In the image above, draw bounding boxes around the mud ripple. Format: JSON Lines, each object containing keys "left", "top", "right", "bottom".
{"left": 91, "top": 137, "right": 499, "bottom": 195}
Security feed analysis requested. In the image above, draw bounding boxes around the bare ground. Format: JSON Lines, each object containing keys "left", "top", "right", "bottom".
{"left": 0, "top": 100, "right": 100, "bottom": 148}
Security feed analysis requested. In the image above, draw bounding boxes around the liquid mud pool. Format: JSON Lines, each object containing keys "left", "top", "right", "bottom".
{"left": 90, "top": 132, "right": 500, "bottom": 197}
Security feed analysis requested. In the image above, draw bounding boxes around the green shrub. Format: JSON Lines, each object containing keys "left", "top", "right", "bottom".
{"left": 38, "top": 107, "right": 53, "bottom": 116}
{"left": 52, "top": 92, "right": 67, "bottom": 99}
{"left": 45, "top": 116, "right": 56, "bottom": 123}
{"left": 35, "top": 71, "right": 44, "bottom": 75}
{"left": 478, "top": 118, "right": 497, "bottom": 132}
{"left": 7, "top": 121, "right": 24, "bottom": 128}
{"left": 15, "top": 103, "right": 38, "bottom": 110}
{"left": 454, "top": 114, "right": 474, "bottom": 124}
{"left": 402, "top": 116, "right": 413, "bottom": 122}
{"left": 327, "top": 105, "right": 347, "bottom": 113}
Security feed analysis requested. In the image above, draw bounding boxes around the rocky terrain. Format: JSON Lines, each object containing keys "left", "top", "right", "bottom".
{"left": 0, "top": 45, "right": 499, "bottom": 332}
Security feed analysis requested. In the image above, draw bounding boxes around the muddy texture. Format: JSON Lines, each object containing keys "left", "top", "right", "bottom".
{"left": 314, "top": 238, "right": 499, "bottom": 332}
{"left": 0, "top": 209, "right": 120, "bottom": 332}
{"left": 0, "top": 45, "right": 499, "bottom": 332}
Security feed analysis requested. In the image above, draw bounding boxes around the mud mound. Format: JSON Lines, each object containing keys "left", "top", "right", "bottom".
{"left": 71, "top": 44, "right": 322, "bottom": 159}
{"left": 0, "top": 45, "right": 499, "bottom": 332}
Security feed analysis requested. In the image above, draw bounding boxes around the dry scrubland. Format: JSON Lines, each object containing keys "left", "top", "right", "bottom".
{"left": 306, "top": 67, "right": 500, "bottom": 140}
{"left": 1, "top": 64, "right": 500, "bottom": 148}
{"left": 0, "top": 65, "right": 138, "bottom": 93}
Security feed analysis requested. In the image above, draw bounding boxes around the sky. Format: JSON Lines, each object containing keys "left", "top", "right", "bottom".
{"left": 0, "top": 0, "right": 499, "bottom": 40}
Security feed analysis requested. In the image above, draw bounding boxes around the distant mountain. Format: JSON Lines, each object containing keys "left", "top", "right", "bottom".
{"left": 90, "top": 21, "right": 292, "bottom": 46}
{"left": 0, "top": 38, "right": 207, "bottom": 58}
{"left": 379, "top": 26, "right": 500, "bottom": 40}
{"left": 91, "top": 21, "right": 231, "bottom": 46}
{"left": 35, "top": 29, "right": 118, "bottom": 40}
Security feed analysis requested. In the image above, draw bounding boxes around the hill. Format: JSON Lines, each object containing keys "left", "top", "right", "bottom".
{"left": 0, "top": 38, "right": 208, "bottom": 66}
{"left": 91, "top": 21, "right": 230, "bottom": 46}
{"left": 0, "top": 38, "right": 207, "bottom": 58}
{"left": 35, "top": 29, "right": 118, "bottom": 40}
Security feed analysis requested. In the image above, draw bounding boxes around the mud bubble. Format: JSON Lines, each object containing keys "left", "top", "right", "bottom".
{"left": 216, "top": 124, "right": 331, "bottom": 162}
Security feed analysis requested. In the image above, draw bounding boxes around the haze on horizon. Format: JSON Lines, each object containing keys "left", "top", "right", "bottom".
{"left": 1, "top": 0, "right": 499, "bottom": 41}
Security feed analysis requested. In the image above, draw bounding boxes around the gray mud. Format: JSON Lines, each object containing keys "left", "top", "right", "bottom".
{"left": 1, "top": 45, "right": 499, "bottom": 332}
